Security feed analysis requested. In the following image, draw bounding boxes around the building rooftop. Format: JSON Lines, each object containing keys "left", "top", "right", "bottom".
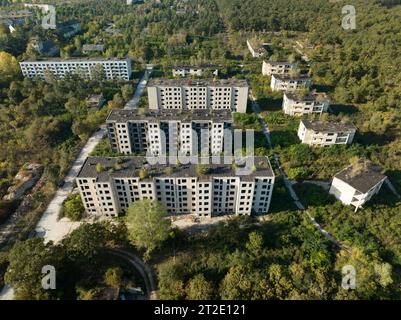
{"left": 106, "top": 109, "right": 233, "bottom": 123}
{"left": 301, "top": 120, "right": 356, "bottom": 133}
{"left": 173, "top": 64, "right": 219, "bottom": 69}
{"left": 285, "top": 91, "right": 329, "bottom": 103}
{"left": 263, "top": 60, "right": 294, "bottom": 66}
{"left": 77, "top": 156, "right": 274, "bottom": 182}
{"left": 334, "top": 161, "right": 386, "bottom": 194}
{"left": 83, "top": 44, "right": 105, "bottom": 52}
{"left": 148, "top": 78, "right": 248, "bottom": 87}
{"left": 273, "top": 74, "right": 311, "bottom": 81}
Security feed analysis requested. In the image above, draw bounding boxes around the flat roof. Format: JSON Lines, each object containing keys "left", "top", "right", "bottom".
{"left": 106, "top": 109, "right": 233, "bottom": 123}
{"left": 77, "top": 156, "right": 275, "bottom": 182}
{"left": 148, "top": 78, "right": 248, "bottom": 87}
{"left": 263, "top": 60, "right": 294, "bottom": 66}
{"left": 273, "top": 74, "right": 311, "bottom": 81}
{"left": 285, "top": 91, "right": 329, "bottom": 103}
{"left": 301, "top": 120, "right": 356, "bottom": 132}
{"left": 334, "top": 161, "right": 386, "bottom": 194}
{"left": 173, "top": 64, "right": 219, "bottom": 69}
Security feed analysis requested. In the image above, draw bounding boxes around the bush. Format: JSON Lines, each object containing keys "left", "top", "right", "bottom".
{"left": 61, "top": 193, "right": 85, "bottom": 221}
{"left": 196, "top": 164, "right": 210, "bottom": 175}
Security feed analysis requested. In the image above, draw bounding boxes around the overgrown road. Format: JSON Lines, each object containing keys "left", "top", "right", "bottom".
{"left": 36, "top": 65, "right": 154, "bottom": 244}
{"left": 250, "top": 92, "right": 351, "bottom": 253}
{"left": 107, "top": 248, "right": 158, "bottom": 300}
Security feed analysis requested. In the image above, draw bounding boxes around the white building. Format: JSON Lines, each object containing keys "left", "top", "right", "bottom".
{"left": 147, "top": 78, "right": 249, "bottom": 113}
{"left": 106, "top": 109, "right": 233, "bottom": 156}
{"left": 298, "top": 120, "right": 357, "bottom": 146}
{"left": 19, "top": 58, "right": 132, "bottom": 80}
{"left": 329, "top": 161, "right": 386, "bottom": 211}
{"left": 247, "top": 39, "right": 268, "bottom": 58}
{"left": 270, "top": 74, "right": 312, "bottom": 92}
{"left": 262, "top": 61, "right": 296, "bottom": 76}
{"left": 76, "top": 156, "right": 275, "bottom": 218}
{"left": 172, "top": 65, "right": 219, "bottom": 78}
{"left": 283, "top": 91, "right": 330, "bottom": 116}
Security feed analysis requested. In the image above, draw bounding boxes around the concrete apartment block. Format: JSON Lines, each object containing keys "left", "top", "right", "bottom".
{"left": 329, "top": 161, "right": 386, "bottom": 211}
{"left": 147, "top": 78, "right": 249, "bottom": 113}
{"left": 283, "top": 91, "right": 330, "bottom": 116}
{"left": 298, "top": 120, "right": 357, "bottom": 146}
{"left": 19, "top": 58, "right": 132, "bottom": 80}
{"left": 76, "top": 156, "right": 275, "bottom": 218}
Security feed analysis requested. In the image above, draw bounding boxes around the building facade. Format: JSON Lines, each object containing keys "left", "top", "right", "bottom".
{"left": 19, "top": 58, "right": 132, "bottom": 80}
{"left": 246, "top": 39, "right": 267, "bottom": 58}
{"left": 172, "top": 65, "right": 219, "bottom": 78}
{"left": 298, "top": 120, "right": 356, "bottom": 146}
{"left": 106, "top": 109, "right": 233, "bottom": 156}
{"left": 329, "top": 162, "right": 386, "bottom": 211}
{"left": 283, "top": 92, "right": 330, "bottom": 116}
{"left": 76, "top": 157, "right": 275, "bottom": 218}
{"left": 262, "top": 61, "right": 296, "bottom": 76}
{"left": 147, "top": 79, "right": 249, "bottom": 113}
{"left": 270, "top": 74, "right": 312, "bottom": 92}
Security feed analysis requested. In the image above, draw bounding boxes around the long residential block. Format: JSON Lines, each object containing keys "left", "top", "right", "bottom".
{"left": 19, "top": 58, "right": 132, "bottom": 80}
{"left": 270, "top": 74, "right": 312, "bottom": 92}
{"left": 147, "top": 78, "right": 249, "bottom": 113}
{"left": 262, "top": 61, "right": 296, "bottom": 76}
{"left": 283, "top": 91, "right": 330, "bottom": 116}
{"left": 76, "top": 156, "right": 275, "bottom": 218}
{"left": 298, "top": 120, "right": 356, "bottom": 146}
{"left": 106, "top": 109, "right": 233, "bottom": 156}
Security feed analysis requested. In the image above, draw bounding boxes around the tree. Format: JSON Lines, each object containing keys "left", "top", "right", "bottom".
{"left": 104, "top": 267, "right": 123, "bottom": 289}
{"left": 245, "top": 232, "right": 263, "bottom": 259}
{"left": 125, "top": 199, "right": 171, "bottom": 259}
{"left": 5, "top": 238, "right": 62, "bottom": 300}
{"left": 186, "top": 274, "right": 214, "bottom": 300}
{"left": 61, "top": 193, "right": 85, "bottom": 221}
{"left": 196, "top": 164, "right": 210, "bottom": 175}
{"left": 121, "top": 84, "right": 134, "bottom": 101}
{"left": 139, "top": 168, "right": 149, "bottom": 180}
{"left": 62, "top": 223, "right": 107, "bottom": 264}
{"left": 0, "top": 51, "right": 20, "bottom": 86}
{"left": 96, "top": 163, "right": 105, "bottom": 173}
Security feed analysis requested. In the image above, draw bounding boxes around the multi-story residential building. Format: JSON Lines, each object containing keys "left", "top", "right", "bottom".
{"left": 172, "top": 64, "right": 219, "bottom": 78}
{"left": 270, "top": 74, "right": 312, "bottom": 92}
{"left": 262, "top": 61, "right": 296, "bottom": 76}
{"left": 147, "top": 79, "right": 249, "bottom": 113}
{"left": 76, "top": 156, "right": 275, "bottom": 218}
{"left": 106, "top": 109, "right": 233, "bottom": 156}
{"left": 329, "top": 161, "right": 386, "bottom": 212}
{"left": 283, "top": 91, "right": 330, "bottom": 116}
{"left": 59, "top": 19, "right": 81, "bottom": 38}
{"left": 298, "top": 120, "right": 357, "bottom": 146}
{"left": 246, "top": 39, "right": 268, "bottom": 58}
{"left": 28, "top": 37, "right": 59, "bottom": 57}
{"left": 19, "top": 57, "right": 132, "bottom": 80}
